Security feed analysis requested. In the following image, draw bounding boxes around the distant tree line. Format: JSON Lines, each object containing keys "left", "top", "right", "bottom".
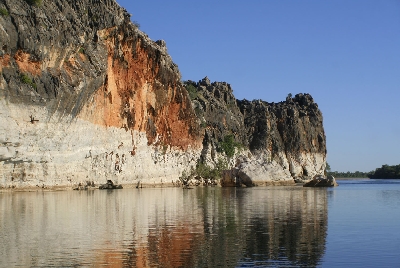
{"left": 328, "top": 171, "right": 373, "bottom": 178}
{"left": 368, "top": 164, "right": 400, "bottom": 179}
{"left": 326, "top": 163, "right": 400, "bottom": 179}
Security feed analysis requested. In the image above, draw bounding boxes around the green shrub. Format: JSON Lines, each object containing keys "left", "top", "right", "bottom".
{"left": 25, "top": 0, "right": 42, "bottom": 7}
{"left": 0, "top": 8, "right": 9, "bottom": 16}
{"left": 220, "top": 134, "right": 240, "bottom": 158}
{"left": 213, "top": 158, "right": 228, "bottom": 177}
{"left": 20, "top": 73, "right": 37, "bottom": 90}
{"left": 196, "top": 158, "right": 228, "bottom": 179}
{"left": 185, "top": 84, "right": 198, "bottom": 100}
{"left": 180, "top": 158, "right": 228, "bottom": 187}
{"left": 78, "top": 47, "right": 85, "bottom": 54}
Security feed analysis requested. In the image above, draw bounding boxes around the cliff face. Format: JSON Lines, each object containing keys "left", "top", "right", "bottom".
{"left": 0, "top": 0, "right": 326, "bottom": 188}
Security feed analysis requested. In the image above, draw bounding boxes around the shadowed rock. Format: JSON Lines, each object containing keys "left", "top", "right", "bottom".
{"left": 303, "top": 175, "right": 338, "bottom": 187}
{"left": 99, "top": 180, "right": 123, "bottom": 189}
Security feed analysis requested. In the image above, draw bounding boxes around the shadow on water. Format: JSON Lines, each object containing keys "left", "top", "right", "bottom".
{"left": 0, "top": 187, "right": 328, "bottom": 267}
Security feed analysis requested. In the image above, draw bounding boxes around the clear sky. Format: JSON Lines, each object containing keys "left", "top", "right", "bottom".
{"left": 116, "top": 0, "right": 400, "bottom": 172}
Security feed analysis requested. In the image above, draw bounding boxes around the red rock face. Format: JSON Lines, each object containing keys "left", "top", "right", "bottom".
{"left": 79, "top": 27, "right": 201, "bottom": 150}
{"left": 14, "top": 50, "right": 42, "bottom": 76}
{"left": 0, "top": 54, "right": 11, "bottom": 73}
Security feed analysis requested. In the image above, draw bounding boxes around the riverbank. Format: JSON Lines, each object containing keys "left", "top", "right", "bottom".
{"left": 0, "top": 179, "right": 299, "bottom": 192}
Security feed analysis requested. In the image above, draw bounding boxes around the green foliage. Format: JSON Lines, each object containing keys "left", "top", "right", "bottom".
{"left": 20, "top": 73, "right": 37, "bottom": 90}
{"left": 0, "top": 8, "right": 9, "bottom": 16}
{"left": 78, "top": 47, "right": 85, "bottom": 54}
{"left": 368, "top": 164, "right": 400, "bottom": 179}
{"left": 325, "top": 162, "right": 331, "bottom": 172}
{"left": 179, "top": 158, "right": 228, "bottom": 187}
{"left": 195, "top": 162, "right": 212, "bottom": 178}
{"left": 185, "top": 83, "right": 198, "bottom": 100}
{"left": 25, "top": 0, "right": 42, "bottom": 7}
{"left": 196, "top": 158, "right": 228, "bottom": 179}
{"left": 214, "top": 158, "right": 228, "bottom": 177}
{"left": 327, "top": 163, "right": 400, "bottom": 179}
{"left": 220, "top": 134, "right": 240, "bottom": 158}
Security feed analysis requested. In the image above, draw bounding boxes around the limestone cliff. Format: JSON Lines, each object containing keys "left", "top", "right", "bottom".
{"left": 0, "top": 0, "right": 326, "bottom": 188}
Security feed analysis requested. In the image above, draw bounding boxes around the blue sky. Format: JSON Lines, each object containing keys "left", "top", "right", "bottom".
{"left": 116, "top": 0, "right": 400, "bottom": 172}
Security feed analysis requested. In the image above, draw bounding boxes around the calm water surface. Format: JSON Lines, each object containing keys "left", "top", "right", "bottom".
{"left": 1, "top": 179, "right": 399, "bottom": 267}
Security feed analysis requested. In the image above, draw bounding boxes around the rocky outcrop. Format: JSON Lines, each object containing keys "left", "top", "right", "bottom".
{"left": 236, "top": 94, "right": 326, "bottom": 185}
{"left": 99, "top": 179, "right": 122, "bottom": 189}
{"left": 0, "top": 0, "right": 326, "bottom": 189}
{"left": 188, "top": 78, "right": 326, "bottom": 186}
{"left": 303, "top": 175, "right": 338, "bottom": 187}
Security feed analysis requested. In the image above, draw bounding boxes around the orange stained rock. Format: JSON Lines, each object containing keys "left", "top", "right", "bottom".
{"left": 79, "top": 27, "right": 202, "bottom": 150}
{"left": 0, "top": 54, "right": 10, "bottom": 72}
{"left": 14, "top": 50, "right": 42, "bottom": 76}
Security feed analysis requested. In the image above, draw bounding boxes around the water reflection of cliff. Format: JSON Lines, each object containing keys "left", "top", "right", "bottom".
{"left": 121, "top": 187, "right": 327, "bottom": 267}
{"left": 0, "top": 187, "right": 327, "bottom": 267}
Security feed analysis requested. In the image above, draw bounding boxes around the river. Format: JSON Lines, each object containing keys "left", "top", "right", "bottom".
{"left": 1, "top": 179, "right": 399, "bottom": 267}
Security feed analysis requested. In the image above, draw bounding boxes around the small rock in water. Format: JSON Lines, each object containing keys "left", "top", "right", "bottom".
{"left": 303, "top": 175, "right": 338, "bottom": 187}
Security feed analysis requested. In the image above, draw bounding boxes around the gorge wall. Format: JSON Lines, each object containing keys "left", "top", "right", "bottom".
{"left": 0, "top": 0, "right": 326, "bottom": 188}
